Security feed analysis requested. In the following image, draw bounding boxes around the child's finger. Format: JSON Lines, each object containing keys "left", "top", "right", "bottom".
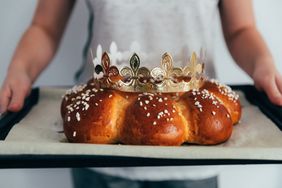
{"left": 0, "top": 85, "right": 12, "bottom": 114}
{"left": 275, "top": 73, "right": 282, "bottom": 94}
{"left": 264, "top": 77, "right": 282, "bottom": 106}
{"left": 7, "top": 85, "right": 28, "bottom": 112}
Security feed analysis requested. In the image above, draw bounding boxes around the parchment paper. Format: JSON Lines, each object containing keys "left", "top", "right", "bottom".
{"left": 0, "top": 87, "right": 282, "bottom": 160}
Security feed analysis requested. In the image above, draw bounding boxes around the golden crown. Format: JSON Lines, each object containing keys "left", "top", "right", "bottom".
{"left": 91, "top": 48, "right": 206, "bottom": 93}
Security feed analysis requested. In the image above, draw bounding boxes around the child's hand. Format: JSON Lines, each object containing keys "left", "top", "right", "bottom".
{"left": 252, "top": 61, "right": 282, "bottom": 106}
{"left": 0, "top": 68, "right": 32, "bottom": 114}
{"left": 0, "top": 1, "right": 75, "bottom": 115}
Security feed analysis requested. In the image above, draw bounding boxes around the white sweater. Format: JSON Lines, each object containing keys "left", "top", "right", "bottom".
{"left": 80, "top": 0, "right": 221, "bottom": 180}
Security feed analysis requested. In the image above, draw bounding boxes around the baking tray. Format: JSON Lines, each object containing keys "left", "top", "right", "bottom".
{"left": 0, "top": 85, "right": 281, "bottom": 168}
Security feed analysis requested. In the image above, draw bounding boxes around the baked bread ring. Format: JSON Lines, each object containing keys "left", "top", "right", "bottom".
{"left": 61, "top": 79, "right": 241, "bottom": 145}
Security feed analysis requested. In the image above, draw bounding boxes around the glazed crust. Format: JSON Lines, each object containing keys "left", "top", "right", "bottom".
{"left": 201, "top": 80, "right": 241, "bottom": 124}
{"left": 61, "top": 79, "right": 241, "bottom": 145}
{"left": 180, "top": 89, "right": 233, "bottom": 145}
{"left": 63, "top": 87, "right": 124, "bottom": 144}
{"left": 120, "top": 93, "right": 187, "bottom": 146}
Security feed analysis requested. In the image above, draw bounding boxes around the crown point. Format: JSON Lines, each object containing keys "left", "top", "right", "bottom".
{"left": 101, "top": 52, "right": 110, "bottom": 69}
{"left": 102, "top": 52, "right": 110, "bottom": 60}
{"left": 130, "top": 53, "right": 140, "bottom": 71}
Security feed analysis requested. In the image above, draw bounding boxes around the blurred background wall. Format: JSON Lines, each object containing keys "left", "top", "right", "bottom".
{"left": 0, "top": 0, "right": 282, "bottom": 187}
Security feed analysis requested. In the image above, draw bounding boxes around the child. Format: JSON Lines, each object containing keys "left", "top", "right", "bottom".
{"left": 1, "top": 0, "right": 281, "bottom": 187}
